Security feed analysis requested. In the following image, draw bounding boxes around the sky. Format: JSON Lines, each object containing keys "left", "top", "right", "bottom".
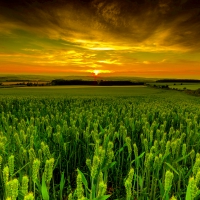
{"left": 0, "top": 0, "right": 200, "bottom": 78}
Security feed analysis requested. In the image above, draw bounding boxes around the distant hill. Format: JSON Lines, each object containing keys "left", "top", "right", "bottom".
{"left": 1, "top": 75, "right": 200, "bottom": 85}
{"left": 156, "top": 79, "right": 200, "bottom": 83}
{"left": 0, "top": 74, "right": 158, "bottom": 82}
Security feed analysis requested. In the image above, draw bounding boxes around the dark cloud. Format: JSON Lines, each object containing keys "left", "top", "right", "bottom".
{"left": 0, "top": 0, "right": 200, "bottom": 52}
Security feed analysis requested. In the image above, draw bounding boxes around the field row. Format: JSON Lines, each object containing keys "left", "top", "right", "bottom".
{"left": 0, "top": 96, "right": 200, "bottom": 199}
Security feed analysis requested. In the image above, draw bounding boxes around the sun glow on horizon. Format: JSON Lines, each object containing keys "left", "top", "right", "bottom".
{"left": 93, "top": 70, "right": 100, "bottom": 76}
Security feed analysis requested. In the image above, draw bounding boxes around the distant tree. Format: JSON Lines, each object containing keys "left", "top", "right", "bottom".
{"left": 27, "top": 82, "right": 33, "bottom": 86}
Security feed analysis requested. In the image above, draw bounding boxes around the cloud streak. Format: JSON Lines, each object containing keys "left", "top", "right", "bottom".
{"left": 1, "top": 0, "right": 200, "bottom": 51}
{"left": 0, "top": 0, "right": 200, "bottom": 77}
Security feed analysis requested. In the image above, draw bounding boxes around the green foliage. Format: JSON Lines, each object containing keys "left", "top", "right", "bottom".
{"left": 0, "top": 89, "right": 200, "bottom": 199}
{"left": 42, "top": 174, "right": 49, "bottom": 200}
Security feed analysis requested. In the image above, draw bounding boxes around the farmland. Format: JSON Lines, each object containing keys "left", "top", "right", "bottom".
{"left": 169, "top": 84, "right": 200, "bottom": 90}
{"left": 148, "top": 82, "right": 200, "bottom": 91}
{"left": 0, "top": 85, "right": 193, "bottom": 98}
{"left": 0, "top": 86, "right": 200, "bottom": 199}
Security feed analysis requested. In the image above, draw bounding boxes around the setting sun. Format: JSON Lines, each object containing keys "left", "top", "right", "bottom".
{"left": 94, "top": 70, "right": 100, "bottom": 76}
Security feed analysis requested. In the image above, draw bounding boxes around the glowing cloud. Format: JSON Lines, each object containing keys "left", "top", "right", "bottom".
{"left": 0, "top": 0, "right": 200, "bottom": 78}
{"left": 86, "top": 69, "right": 112, "bottom": 74}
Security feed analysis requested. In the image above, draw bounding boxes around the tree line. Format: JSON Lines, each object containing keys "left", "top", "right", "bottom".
{"left": 51, "top": 79, "right": 145, "bottom": 86}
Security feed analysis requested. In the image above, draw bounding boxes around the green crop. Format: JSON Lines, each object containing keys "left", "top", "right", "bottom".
{"left": 0, "top": 92, "right": 200, "bottom": 199}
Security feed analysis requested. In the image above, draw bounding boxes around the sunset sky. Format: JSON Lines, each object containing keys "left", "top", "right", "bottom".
{"left": 0, "top": 0, "right": 200, "bottom": 78}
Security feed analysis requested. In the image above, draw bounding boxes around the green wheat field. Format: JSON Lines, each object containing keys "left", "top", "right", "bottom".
{"left": 0, "top": 86, "right": 200, "bottom": 200}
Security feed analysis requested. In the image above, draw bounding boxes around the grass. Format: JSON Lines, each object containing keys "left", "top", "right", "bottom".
{"left": 0, "top": 86, "right": 200, "bottom": 199}
{"left": 0, "top": 86, "right": 149, "bottom": 97}
{"left": 0, "top": 85, "right": 195, "bottom": 98}
{"left": 148, "top": 82, "right": 200, "bottom": 90}
{"left": 169, "top": 84, "right": 200, "bottom": 90}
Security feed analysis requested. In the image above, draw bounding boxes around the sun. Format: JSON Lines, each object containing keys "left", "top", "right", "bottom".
{"left": 93, "top": 70, "right": 100, "bottom": 76}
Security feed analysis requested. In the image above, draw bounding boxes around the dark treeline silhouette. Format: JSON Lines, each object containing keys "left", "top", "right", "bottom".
{"left": 99, "top": 80, "right": 144, "bottom": 86}
{"left": 156, "top": 79, "right": 200, "bottom": 83}
{"left": 51, "top": 79, "right": 144, "bottom": 86}
{"left": 51, "top": 79, "right": 97, "bottom": 85}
